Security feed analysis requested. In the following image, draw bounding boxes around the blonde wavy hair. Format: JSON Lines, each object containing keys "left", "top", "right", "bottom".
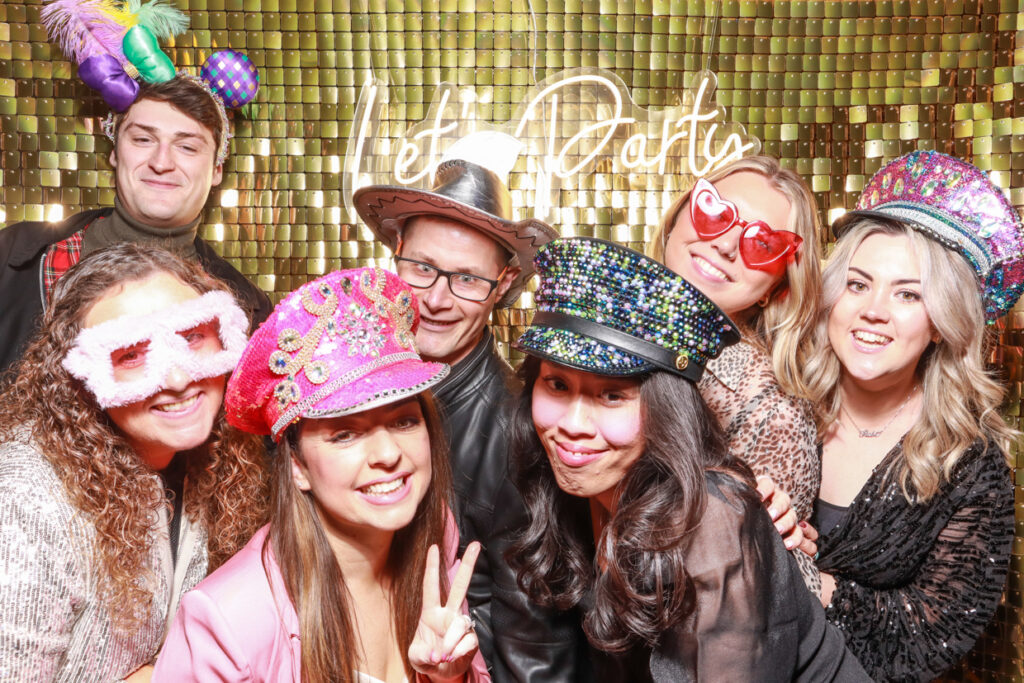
{"left": 647, "top": 155, "right": 822, "bottom": 398}
{"left": 802, "top": 218, "right": 1016, "bottom": 502}
{"left": 0, "top": 244, "right": 269, "bottom": 632}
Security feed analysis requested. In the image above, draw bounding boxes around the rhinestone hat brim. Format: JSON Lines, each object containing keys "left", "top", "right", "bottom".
{"left": 516, "top": 325, "right": 655, "bottom": 376}
{"left": 270, "top": 353, "right": 449, "bottom": 438}
{"left": 840, "top": 204, "right": 992, "bottom": 275}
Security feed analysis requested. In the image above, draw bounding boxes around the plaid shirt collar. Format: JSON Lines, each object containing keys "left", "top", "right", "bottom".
{"left": 41, "top": 225, "right": 88, "bottom": 303}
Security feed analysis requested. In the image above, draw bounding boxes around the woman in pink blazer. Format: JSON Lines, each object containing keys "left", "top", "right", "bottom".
{"left": 155, "top": 268, "right": 490, "bottom": 683}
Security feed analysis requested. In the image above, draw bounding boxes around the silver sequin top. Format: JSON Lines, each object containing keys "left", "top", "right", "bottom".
{"left": 0, "top": 431, "right": 209, "bottom": 683}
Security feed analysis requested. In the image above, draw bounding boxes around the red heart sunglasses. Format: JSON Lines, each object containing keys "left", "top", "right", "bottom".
{"left": 688, "top": 178, "right": 802, "bottom": 273}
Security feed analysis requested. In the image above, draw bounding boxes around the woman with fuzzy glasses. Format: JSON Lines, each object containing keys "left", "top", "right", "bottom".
{"left": 648, "top": 155, "right": 824, "bottom": 592}
{"left": 802, "top": 151, "right": 1018, "bottom": 681}
{"left": 154, "top": 268, "right": 489, "bottom": 683}
{"left": 508, "top": 236, "right": 869, "bottom": 682}
{"left": 0, "top": 243, "right": 268, "bottom": 682}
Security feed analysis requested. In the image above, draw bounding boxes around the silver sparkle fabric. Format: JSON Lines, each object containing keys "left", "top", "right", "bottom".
{"left": 0, "top": 431, "right": 209, "bottom": 682}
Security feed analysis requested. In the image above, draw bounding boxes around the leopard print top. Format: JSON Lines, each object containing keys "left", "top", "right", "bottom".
{"left": 699, "top": 340, "right": 822, "bottom": 594}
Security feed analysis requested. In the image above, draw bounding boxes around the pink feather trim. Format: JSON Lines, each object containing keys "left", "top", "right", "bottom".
{"left": 41, "top": 0, "right": 131, "bottom": 65}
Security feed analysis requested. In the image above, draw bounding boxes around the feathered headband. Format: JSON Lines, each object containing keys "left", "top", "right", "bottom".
{"left": 41, "top": 0, "right": 260, "bottom": 165}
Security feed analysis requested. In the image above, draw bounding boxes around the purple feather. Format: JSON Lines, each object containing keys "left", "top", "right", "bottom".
{"left": 41, "top": 0, "right": 130, "bottom": 65}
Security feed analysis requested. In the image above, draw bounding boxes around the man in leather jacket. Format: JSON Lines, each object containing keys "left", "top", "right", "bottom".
{"left": 0, "top": 77, "right": 271, "bottom": 375}
{"left": 354, "top": 159, "right": 583, "bottom": 682}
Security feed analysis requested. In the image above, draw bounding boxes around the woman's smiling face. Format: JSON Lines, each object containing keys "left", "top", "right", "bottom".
{"left": 664, "top": 171, "right": 794, "bottom": 319}
{"left": 291, "top": 397, "right": 433, "bottom": 544}
{"left": 88, "top": 273, "right": 226, "bottom": 471}
{"left": 827, "top": 232, "right": 936, "bottom": 393}
{"left": 531, "top": 360, "right": 645, "bottom": 512}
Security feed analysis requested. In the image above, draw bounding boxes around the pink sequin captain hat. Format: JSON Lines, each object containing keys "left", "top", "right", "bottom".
{"left": 226, "top": 267, "right": 449, "bottom": 440}
{"left": 833, "top": 150, "right": 1024, "bottom": 321}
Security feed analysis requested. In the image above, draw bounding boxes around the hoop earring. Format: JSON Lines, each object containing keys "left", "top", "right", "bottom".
{"left": 757, "top": 294, "right": 771, "bottom": 308}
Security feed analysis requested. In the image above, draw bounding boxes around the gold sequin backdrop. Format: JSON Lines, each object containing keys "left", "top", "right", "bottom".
{"left": 2, "top": 0, "right": 1023, "bottom": 677}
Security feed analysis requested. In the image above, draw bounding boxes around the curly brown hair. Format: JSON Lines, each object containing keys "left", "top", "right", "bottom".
{"left": 0, "top": 243, "right": 268, "bottom": 632}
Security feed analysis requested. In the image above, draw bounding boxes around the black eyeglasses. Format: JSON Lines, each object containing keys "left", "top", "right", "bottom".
{"left": 393, "top": 256, "right": 508, "bottom": 303}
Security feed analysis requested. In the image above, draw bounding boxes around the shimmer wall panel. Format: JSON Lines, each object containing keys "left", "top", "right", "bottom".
{"left": 1, "top": 0, "right": 1023, "bottom": 678}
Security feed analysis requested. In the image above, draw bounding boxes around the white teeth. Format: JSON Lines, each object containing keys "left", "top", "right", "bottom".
{"left": 362, "top": 477, "right": 404, "bottom": 496}
{"left": 155, "top": 395, "right": 199, "bottom": 412}
{"left": 693, "top": 255, "right": 730, "bottom": 281}
{"left": 853, "top": 330, "right": 891, "bottom": 345}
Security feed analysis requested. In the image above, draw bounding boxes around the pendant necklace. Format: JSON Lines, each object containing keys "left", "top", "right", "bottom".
{"left": 843, "top": 385, "right": 918, "bottom": 438}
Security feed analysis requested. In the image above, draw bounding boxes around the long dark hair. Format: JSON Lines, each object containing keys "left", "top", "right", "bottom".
{"left": 508, "top": 356, "right": 754, "bottom": 652}
{"left": 264, "top": 392, "right": 453, "bottom": 683}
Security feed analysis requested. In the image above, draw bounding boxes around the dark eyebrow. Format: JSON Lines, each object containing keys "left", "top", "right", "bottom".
{"left": 848, "top": 266, "right": 873, "bottom": 281}
{"left": 402, "top": 251, "right": 492, "bottom": 279}
{"left": 383, "top": 396, "right": 419, "bottom": 411}
{"left": 122, "top": 122, "right": 209, "bottom": 145}
{"left": 849, "top": 266, "right": 920, "bottom": 286}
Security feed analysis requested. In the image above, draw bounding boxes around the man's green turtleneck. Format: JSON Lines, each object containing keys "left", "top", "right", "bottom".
{"left": 82, "top": 197, "right": 200, "bottom": 260}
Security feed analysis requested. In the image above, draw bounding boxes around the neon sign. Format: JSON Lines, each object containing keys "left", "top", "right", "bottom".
{"left": 343, "top": 68, "right": 759, "bottom": 222}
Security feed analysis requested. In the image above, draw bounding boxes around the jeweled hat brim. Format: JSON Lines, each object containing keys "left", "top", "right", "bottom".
{"left": 516, "top": 325, "right": 652, "bottom": 377}
{"left": 269, "top": 354, "right": 449, "bottom": 440}
{"left": 353, "top": 186, "right": 558, "bottom": 308}
{"left": 833, "top": 206, "right": 991, "bottom": 275}
{"left": 527, "top": 310, "right": 713, "bottom": 381}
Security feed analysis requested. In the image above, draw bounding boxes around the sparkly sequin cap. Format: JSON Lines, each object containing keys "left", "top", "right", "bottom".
{"left": 833, "top": 150, "right": 1024, "bottom": 321}
{"left": 517, "top": 237, "right": 740, "bottom": 382}
{"left": 226, "top": 268, "right": 448, "bottom": 440}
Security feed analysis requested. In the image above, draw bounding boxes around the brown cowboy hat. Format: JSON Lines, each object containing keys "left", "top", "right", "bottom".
{"left": 353, "top": 159, "right": 558, "bottom": 307}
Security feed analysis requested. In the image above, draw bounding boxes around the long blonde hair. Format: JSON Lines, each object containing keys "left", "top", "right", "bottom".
{"left": 802, "top": 218, "right": 1016, "bottom": 502}
{"left": 647, "top": 155, "right": 822, "bottom": 398}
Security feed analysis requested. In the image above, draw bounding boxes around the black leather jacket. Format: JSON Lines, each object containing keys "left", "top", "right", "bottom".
{"left": 0, "top": 208, "right": 272, "bottom": 375}
{"left": 433, "top": 330, "right": 583, "bottom": 683}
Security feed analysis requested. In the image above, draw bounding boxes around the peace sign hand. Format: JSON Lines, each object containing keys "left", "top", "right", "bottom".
{"left": 408, "top": 541, "right": 482, "bottom": 682}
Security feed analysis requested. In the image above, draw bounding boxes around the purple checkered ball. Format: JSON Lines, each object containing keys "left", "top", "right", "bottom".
{"left": 200, "top": 49, "right": 259, "bottom": 108}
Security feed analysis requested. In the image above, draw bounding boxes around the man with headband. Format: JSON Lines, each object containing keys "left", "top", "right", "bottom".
{"left": 0, "top": 76, "right": 271, "bottom": 375}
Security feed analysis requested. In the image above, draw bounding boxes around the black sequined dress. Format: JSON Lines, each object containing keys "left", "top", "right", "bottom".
{"left": 815, "top": 439, "right": 1013, "bottom": 682}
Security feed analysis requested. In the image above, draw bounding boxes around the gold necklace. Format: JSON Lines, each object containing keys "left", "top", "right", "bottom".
{"left": 842, "top": 385, "right": 918, "bottom": 438}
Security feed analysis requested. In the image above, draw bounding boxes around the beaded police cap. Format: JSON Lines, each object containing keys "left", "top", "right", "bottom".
{"left": 833, "top": 150, "right": 1024, "bottom": 321}
{"left": 225, "top": 267, "right": 448, "bottom": 441}
{"left": 516, "top": 237, "right": 740, "bottom": 382}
